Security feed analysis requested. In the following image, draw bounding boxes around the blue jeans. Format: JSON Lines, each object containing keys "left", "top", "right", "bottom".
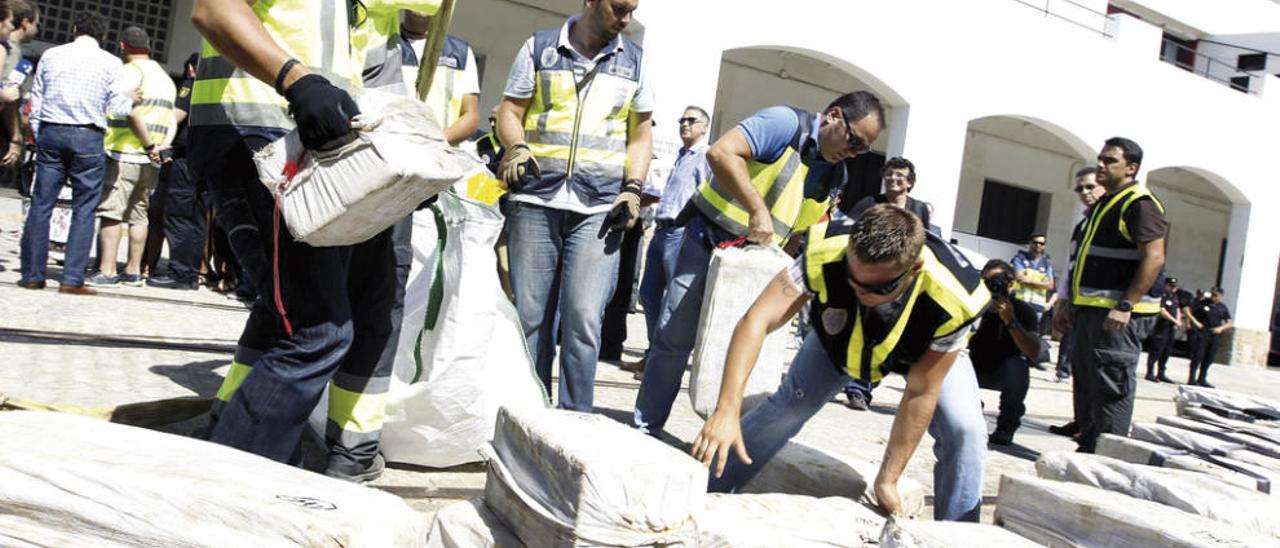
{"left": 707, "top": 333, "right": 987, "bottom": 522}
{"left": 506, "top": 201, "right": 621, "bottom": 412}
{"left": 20, "top": 125, "right": 106, "bottom": 286}
{"left": 637, "top": 223, "right": 685, "bottom": 349}
{"left": 633, "top": 216, "right": 715, "bottom": 434}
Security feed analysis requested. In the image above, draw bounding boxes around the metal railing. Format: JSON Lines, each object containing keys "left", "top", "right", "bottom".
{"left": 1160, "top": 38, "right": 1263, "bottom": 95}
{"left": 1006, "top": 0, "right": 1113, "bottom": 37}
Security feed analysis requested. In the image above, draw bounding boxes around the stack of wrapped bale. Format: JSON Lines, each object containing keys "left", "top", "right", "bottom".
{"left": 1095, "top": 433, "right": 1277, "bottom": 493}
{"left": 878, "top": 518, "right": 1041, "bottom": 547}
{"left": 695, "top": 493, "right": 885, "bottom": 547}
{"left": 742, "top": 441, "right": 928, "bottom": 517}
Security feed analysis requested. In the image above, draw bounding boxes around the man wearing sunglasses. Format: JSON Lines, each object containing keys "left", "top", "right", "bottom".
{"left": 1058, "top": 137, "right": 1167, "bottom": 453}
{"left": 1011, "top": 233, "right": 1055, "bottom": 337}
{"left": 691, "top": 204, "right": 990, "bottom": 521}
{"left": 633, "top": 91, "right": 884, "bottom": 438}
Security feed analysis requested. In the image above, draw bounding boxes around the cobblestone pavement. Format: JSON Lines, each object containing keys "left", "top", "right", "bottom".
{"left": 2, "top": 192, "right": 1279, "bottom": 526}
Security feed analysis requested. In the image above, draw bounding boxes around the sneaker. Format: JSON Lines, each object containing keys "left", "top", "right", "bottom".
{"left": 324, "top": 453, "right": 385, "bottom": 484}
{"left": 988, "top": 430, "right": 1016, "bottom": 446}
{"left": 1048, "top": 422, "right": 1078, "bottom": 437}
{"left": 844, "top": 391, "right": 870, "bottom": 411}
{"left": 118, "top": 273, "right": 144, "bottom": 287}
{"left": 147, "top": 275, "right": 198, "bottom": 290}
{"left": 84, "top": 272, "right": 119, "bottom": 287}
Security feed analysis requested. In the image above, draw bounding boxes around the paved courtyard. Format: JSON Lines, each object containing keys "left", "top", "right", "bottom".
{"left": 2, "top": 192, "right": 1278, "bottom": 527}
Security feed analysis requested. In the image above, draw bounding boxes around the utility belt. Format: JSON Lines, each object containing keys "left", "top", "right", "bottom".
{"left": 41, "top": 122, "right": 103, "bottom": 133}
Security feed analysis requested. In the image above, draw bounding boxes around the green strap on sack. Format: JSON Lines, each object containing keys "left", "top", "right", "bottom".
{"left": 412, "top": 205, "right": 449, "bottom": 383}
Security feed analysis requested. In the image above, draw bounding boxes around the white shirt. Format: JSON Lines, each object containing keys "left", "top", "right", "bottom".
{"left": 29, "top": 36, "right": 132, "bottom": 136}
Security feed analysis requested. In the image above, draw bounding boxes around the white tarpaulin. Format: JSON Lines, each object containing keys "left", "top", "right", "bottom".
{"left": 695, "top": 493, "right": 884, "bottom": 547}
{"left": 1036, "top": 451, "right": 1280, "bottom": 537}
{"left": 380, "top": 194, "right": 548, "bottom": 468}
{"left": 254, "top": 89, "right": 480, "bottom": 246}
{"left": 995, "top": 474, "right": 1278, "bottom": 547}
{"left": 0, "top": 411, "right": 425, "bottom": 547}
{"left": 878, "top": 518, "right": 1040, "bottom": 548}
{"left": 485, "top": 407, "right": 705, "bottom": 546}
{"left": 1095, "top": 433, "right": 1277, "bottom": 494}
{"left": 689, "top": 245, "right": 793, "bottom": 418}
{"left": 741, "top": 441, "right": 926, "bottom": 517}
{"left": 425, "top": 499, "right": 524, "bottom": 548}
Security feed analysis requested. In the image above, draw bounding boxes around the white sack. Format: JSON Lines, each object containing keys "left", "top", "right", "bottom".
{"left": 486, "top": 407, "right": 705, "bottom": 546}
{"left": 878, "top": 518, "right": 1040, "bottom": 548}
{"left": 1176, "top": 385, "right": 1280, "bottom": 419}
{"left": 690, "top": 245, "right": 794, "bottom": 418}
{"left": 254, "top": 88, "right": 480, "bottom": 246}
{"left": 1036, "top": 451, "right": 1280, "bottom": 537}
{"left": 425, "top": 498, "right": 524, "bottom": 548}
{"left": 1132, "top": 422, "right": 1280, "bottom": 472}
{"left": 695, "top": 493, "right": 884, "bottom": 548}
{"left": 1158, "top": 414, "right": 1280, "bottom": 458}
{"left": 380, "top": 193, "right": 548, "bottom": 468}
{"left": 0, "top": 411, "right": 424, "bottom": 547}
{"left": 741, "top": 441, "right": 926, "bottom": 517}
{"left": 995, "top": 474, "right": 1279, "bottom": 548}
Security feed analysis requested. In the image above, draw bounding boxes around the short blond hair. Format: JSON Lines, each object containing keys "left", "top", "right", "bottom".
{"left": 848, "top": 204, "right": 926, "bottom": 270}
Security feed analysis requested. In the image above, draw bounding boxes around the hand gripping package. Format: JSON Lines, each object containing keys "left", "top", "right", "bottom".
{"left": 254, "top": 88, "right": 482, "bottom": 247}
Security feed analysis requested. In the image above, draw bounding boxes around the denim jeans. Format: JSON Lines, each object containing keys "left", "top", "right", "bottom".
{"left": 706, "top": 333, "right": 986, "bottom": 521}
{"left": 633, "top": 216, "right": 715, "bottom": 434}
{"left": 637, "top": 224, "right": 685, "bottom": 347}
{"left": 506, "top": 201, "right": 621, "bottom": 412}
{"left": 192, "top": 128, "right": 397, "bottom": 465}
{"left": 973, "top": 354, "right": 1031, "bottom": 434}
{"left": 20, "top": 124, "right": 106, "bottom": 286}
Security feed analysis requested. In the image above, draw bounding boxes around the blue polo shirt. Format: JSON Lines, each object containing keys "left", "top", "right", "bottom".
{"left": 736, "top": 106, "right": 845, "bottom": 201}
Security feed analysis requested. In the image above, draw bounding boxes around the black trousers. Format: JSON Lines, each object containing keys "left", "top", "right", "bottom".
{"left": 975, "top": 355, "right": 1031, "bottom": 434}
{"left": 1069, "top": 306, "right": 1156, "bottom": 453}
{"left": 599, "top": 221, "right": 645, "bottom": 360}
{"left": 1145, "top": 322, "right": 1176, "bottom": 376}
{"left": 160, "top": 158, "right": 208, "bottom": 283}
{"left": 1188, "top": 330, "right": 1221, "bottom": 383}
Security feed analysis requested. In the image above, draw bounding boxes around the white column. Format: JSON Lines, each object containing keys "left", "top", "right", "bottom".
{"left": 893, "top": 105, "right": 969, "bottom": 240}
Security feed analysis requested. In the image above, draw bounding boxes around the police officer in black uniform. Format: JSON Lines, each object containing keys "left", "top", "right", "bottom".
{"left": 147, "top": 53, "right": 205, "bottom": 290}
{"left": 1144, "top": 276, "right": 1181, "bottom": 383}
{"left": 1186, "top": 288, "right": 1232, "bottom": 388}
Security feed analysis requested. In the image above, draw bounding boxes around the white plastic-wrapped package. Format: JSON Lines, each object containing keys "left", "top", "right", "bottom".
{"left": 1131, "top": 422, "right": 1280, "bottom": 472}
{"left": 689, "top": 245, "right": 794, "bottom": 418}
{"left": 995, "top": 474, "right": 1279, "bottom": 548}
{"left": 1180, "top": 404, "right": 1280, "bottom": 445}
{"left": 379, "top": 193, "right": 548, "bottom": 468}
{"left": 1158, "top": 414, "right": 1280, "bottom": 458}
{"left": 254, "top": 88, "right": 481, "bottom": 246}
{"left": 484, "top": 407, "right": 705, "bottom": 546}
{"left": 425, "top": 498, "right": 524, "bottom": 548}
{"left": 1036, "top": 451, "right": 1280, "bottom": 537}
{"left": 0, "top": 411, "right": 425, "bottom": 547}
{"left": 878, "top": 518, "right": 1040, "bottom": 548}
{"left": 1176, "top": 385, "right": 1280, "bottom": 420}
{"left": 1095, "top": 433, "right": 1277, "bottom": 493}
{"left": 741, "top": 441, "right": 926, "bottom": 517}
{"left": 695, "top": 493, "right": 884, "bottom": 548}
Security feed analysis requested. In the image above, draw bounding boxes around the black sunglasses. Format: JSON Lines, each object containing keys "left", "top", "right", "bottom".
{"left": 848, "top": 266, "right": 911, "bottom": 296}
{"left": 1031, "top": 241, "right": 1046, "bottom": 246}
{"left": 678, "top": 117, "right": 703, "bottom": 125}
{"left": 839, "top": 110, "right": 870, "bottom": 154}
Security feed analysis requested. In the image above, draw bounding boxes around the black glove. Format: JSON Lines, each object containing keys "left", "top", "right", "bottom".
{"left": 607, "top": 178, "right": 644, "bottom": 231}
{"left": 283, "top": 74, "right": 360, "bottom": 151}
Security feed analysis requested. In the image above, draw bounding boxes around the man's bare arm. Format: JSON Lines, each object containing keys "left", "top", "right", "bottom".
{"left": 192, "top": 0, "right": 310, "bottom": 91}
{"left": 875, "top": 348, "right": 959, "bottom": 515}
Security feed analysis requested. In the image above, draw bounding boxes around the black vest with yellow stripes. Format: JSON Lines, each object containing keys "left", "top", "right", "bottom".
{"left": 1070, "top": 182, "right": 1165, "bottom": 314}
{"left": 802, "top": 220, "right": 990, "bottom": 382}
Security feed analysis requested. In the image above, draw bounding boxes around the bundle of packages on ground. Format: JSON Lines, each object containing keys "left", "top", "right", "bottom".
{"left": 1131, "top": 422, "right": 1280, "bottom": 472}
{"left": 426, "top": 498, "right": 524, "bottom": 548}
{"left": 689, "top": 244, "right": 793, "bottom": 418}
{"left": 694, "top": 493, "right": 885, "bottom": 547}
{"left": 1176, "top": 385, "right": 1280, "bottom": 421}
{"left": 878, "top": 518, "right": 1041, "bottom": 548}
{"left": 1158, "top": 414, "right": 1280, "bottom": 458}
{"left": 481, "top": 406, "right": 707, "bottom": 547}
{"left": 1179, "top": 404, "right": 1280, "bottom": 445}
{"left": 1096, "top": 433, "right": 1278, "bottom": 493}
{"left": 995, "top": 474, "right": 1279, "bottom": 547}
{"left": 1035, "top": 451, "right": 1280, "bottom": 537}
{"left": 740, "top": 441, "right": 927, "bottom": 517}
{"left": 253, "top": 88, "right": 481, "bottom": 246}
{"left": 0, "top": 411, "right": 425, "bottom": 547}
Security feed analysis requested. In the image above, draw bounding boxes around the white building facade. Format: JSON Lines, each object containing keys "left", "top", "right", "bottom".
{"left": 83, "top": 0, "right": 1280, "bottom": 365}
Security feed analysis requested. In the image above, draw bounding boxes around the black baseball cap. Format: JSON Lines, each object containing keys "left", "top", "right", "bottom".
{"left": 121, "top": 26, "right": 150, "bottom": 51}
{"left": 1165, "top": 276, "right": 1178, "bottom": 285}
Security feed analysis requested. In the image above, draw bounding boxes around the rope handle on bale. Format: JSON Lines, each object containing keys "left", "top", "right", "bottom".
{"left": 412, "top": 205, "right": 449, "bottom": 383}
{"left": 716, "top": 236, "right": 748, "bottom": 250}
{"left": 270, "top": 158, "right": 303, "bottom": 337}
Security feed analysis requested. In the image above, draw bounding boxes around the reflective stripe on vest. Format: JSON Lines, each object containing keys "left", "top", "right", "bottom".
{"left": 189, "top": 0, "right": 358, "bottom": 129}
{"left": 691, "top": 108, "right": 831, "bottom": 245}
{"left": 521, "top": 28, "right": 641, "bottom": 204}
{"left": 355, "top": 11, "right": 409, "bottom": 94}
{"left": 402, "top": 35, "right": 470, "bottom": 127}
{"left": 104, "top": 60, "right": 176, "bottom": 155}
{"left": 1071, "top": 184, "right": 1166, "bottom": 313}
{"left": 803, "top": 221, "right": 990, "bottom": 383}
{"left": 1012, "top": 259, "right": 1050, "bottom": 306}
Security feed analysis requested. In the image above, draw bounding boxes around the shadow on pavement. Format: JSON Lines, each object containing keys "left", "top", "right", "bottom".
{"left": 0, "top": 327, "right": 236, "bottom": 354}
{"left": 988, "top": 441, "right": 1041, "bottom": 462}
{"left": 149, "top": 359, "right": 228, "bottom": 398}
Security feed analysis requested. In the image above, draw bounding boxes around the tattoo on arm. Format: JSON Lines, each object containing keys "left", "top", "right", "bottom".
{"left": 780, "top": 276, "right": 801, "bottom": 297}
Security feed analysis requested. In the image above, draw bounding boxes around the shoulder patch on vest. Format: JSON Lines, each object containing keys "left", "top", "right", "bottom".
{"left": 540, "top": 46, "right": 560, "bottom": 69}
{"left": 821, "top": 308, "right": 849, "bottom": 335}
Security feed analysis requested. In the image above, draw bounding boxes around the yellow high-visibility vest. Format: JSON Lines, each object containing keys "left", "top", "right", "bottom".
{"left": 104, "top": 59, "right": 176, "bottom": 156}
